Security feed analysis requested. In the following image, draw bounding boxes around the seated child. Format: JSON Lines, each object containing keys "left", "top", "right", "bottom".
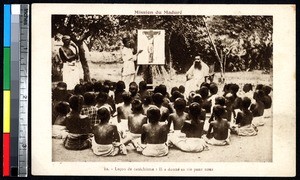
{"left": 178, "top": 85, "right": 185, "bottom": 97}
{"left": 95, "top": 92, "right": 113, "bottom": 115}
{"left": 224, "top": 93, "right": 235, "bottom": 123}
{"left": 232, "top": 97, "right": 258, "bottom": 136}
{"left": 84, "top": 81, "right": 94, "bottom": 93}
{"left": 262, "top": 85, "right": 272, "bottom": 118}
{"left": 81, "top": 92, "right": 98, "bottom": 127}
{"left": 242, "top": 83, "right": 253, "bottom": 98}
{"left": 191, "top": 95, "right": 206, "bottom": 121}
{"left": 129, "top": 82, "right": 141, "bottom": 101}
{"left": 52, "top": 101, "right": 70, "bottom": 139}
{"left": 208, "top": 96, "right": 226, "bottom": 121}
{"left": 250, "top": 90, "right": 265, "bottom": 126}
{"left": 114, "top": 81, "right": 126, "bottom": 104}
{"left": 204, "top": 105, "right": 230, "bottom": 146}
{"left": 199, "top": 86, "right": 211, "bottom": 113}
{"left": 262, "top": 85, "right": 272, "bottom": 109}
{"left": 63, "top": 95, "right": 92, "bottom": 150}
{"left": 208, "top": 83, "right": 218, "bottom": 113}
{"left": 169, "top": 90, "right": 184, "bottom": 113}
{"left": 156, "top": 84, "right": 173, "bottom": 113}
{"left": 124, "top": 99, "right": 148, "bottom": 146}
{"left": 169, "top": 102, "right": 207, "bottom": 152}
{"left": 52, "top": 82, "right": 72, "bottom": 123}
{"left": 167, "top": 98, "right": 189, "bottom": 132}
{"left": 92, "top": 107, "right": 127, "bottom": 156}
{"left": 117, "top": 92, "right": 132, "bottom": 126}
{"left": 152, "top": 93, "right": 170, "bottom": 123}
{"left": 138, "top": 81, "right": 151, "bottom": 102}
{"left": 139, "top": 106, "right": 169, "bottom": 157}
{"left": 142, "top": 93, "right": 153, "bottom": 115}
{"left": 102, "top": 82, "right": 116, "bottom": 115}
{"left": 74, "top": 84, "right": 85, "bottom": 96}
{"left": 230, "top": 83, "right": 242, "bottom": 110}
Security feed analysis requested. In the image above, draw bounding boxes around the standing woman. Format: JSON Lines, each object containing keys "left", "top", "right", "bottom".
{"left": 185, "top": 56, "right": 209, "bottom": 98}
{"left": 59, "top": 35, "right": 83, "bottom": 90}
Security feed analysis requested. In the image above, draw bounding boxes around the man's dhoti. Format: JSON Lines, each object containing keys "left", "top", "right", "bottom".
{"left": 252, "top": 116, "right": 265, "bottom": 126}
{"left": 235, "top": 124, "right": 258, "bottom": 136}
{"left": 52, "top": 125, "right": 68, "bottom": 139}
{"left": 203, "top": 131, "right": 230, "bottom": 146}
{"left": 63, "top": 133, "right": 91, "bottom": 150}
{"left": 140, "top": 143, "right": 168, "bottom": 157}
{"left": 91, "top": 137, "right": 127, "bottom": 156}
{"left": 169, "top": 134, "right": 208, "bottom": 152}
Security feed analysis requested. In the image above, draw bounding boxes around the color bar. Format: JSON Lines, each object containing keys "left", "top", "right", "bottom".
{"left": 3, "top": 91, "right": 11, "bottom": 133}
{"left": 3, "top": 4, "right": 11, "bottom": 177}
{"left": 4, "top": 5, "right": 11, "bottom": 47}
{"left": 3, "top": 134, "right": 10, "bottom": 176}
{"left": 4, "top": 48, "right": 11, "bottom": 90}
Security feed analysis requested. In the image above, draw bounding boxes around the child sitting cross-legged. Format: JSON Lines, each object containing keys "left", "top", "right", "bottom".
{"left": 52, "top": 101, "right": 70, "bottom": 139}
{"left": 167, "top": 98, "right": 189, "bottom": 132}
{"left": 63, "top": 95, "right": 92, "bottom": 150}
{"left": 138, "top": 106, "right": 169, "bottom": 157}
{"left": 168, "top": 102, "right": 208, "bottom": 152}
{"left": 231, "top": 97, "right": 258, "bottom": 136}
{"left": 91, "top": 107, "right": 127, "bottom": 156}
{"left": 204, "top": 105, "right": 230, "bottom": 146}
{"left": 122, "top": 99, "right": 148, "bottom": 148}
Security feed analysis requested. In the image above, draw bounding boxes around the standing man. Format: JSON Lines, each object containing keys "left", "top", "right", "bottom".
{"left": 121, "top": 38, "right": 142, "bottom": 88}
{"left": 59, "top": 35, "right": 83, "bottom": 90}
{"left": 185, "top": 55, "right": 209, "bottom": 97}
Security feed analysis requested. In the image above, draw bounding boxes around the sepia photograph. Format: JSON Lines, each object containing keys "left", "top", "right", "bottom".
{"left": 32, "top": 4, "right": 295, "bottom": 176}
{"left": 51, "top": 14, "right": 273, "bottom": 162}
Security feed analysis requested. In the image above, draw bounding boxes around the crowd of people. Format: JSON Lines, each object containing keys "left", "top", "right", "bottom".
{"left": 52, "top": 77, "right": 272, "bottom": 157}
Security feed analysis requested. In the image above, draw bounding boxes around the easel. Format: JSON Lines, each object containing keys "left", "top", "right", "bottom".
{"left": 133, "top": 64, "right": 170, "bottom": 91}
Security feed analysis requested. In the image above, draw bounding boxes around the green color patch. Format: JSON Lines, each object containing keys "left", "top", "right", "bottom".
{"left": 3, "top": 48, "right": 10, "bottom": 90}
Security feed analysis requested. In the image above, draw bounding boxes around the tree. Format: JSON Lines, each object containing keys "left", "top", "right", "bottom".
{"left": 52, "top": 15, "right": 273, "bottom": 82}
{"left": 52, "top": 15, "right": 118, "bottom": 81}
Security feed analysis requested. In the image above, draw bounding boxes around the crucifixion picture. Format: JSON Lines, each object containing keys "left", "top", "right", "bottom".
{"left": 137, "top": 29, "right": 165, "bottom": 65}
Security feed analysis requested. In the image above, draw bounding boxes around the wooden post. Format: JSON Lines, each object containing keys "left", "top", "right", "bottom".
{"left": 202, "top": 17, "right": 224, "bottom": 82}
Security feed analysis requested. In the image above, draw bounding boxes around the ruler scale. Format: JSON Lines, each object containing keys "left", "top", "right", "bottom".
{"left": 18, "top": 4, "right": 29, "bottom": 177}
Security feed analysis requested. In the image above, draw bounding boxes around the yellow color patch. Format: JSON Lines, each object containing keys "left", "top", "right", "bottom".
{"left": 3, "top": 91, "right": 10, "bottom": 133}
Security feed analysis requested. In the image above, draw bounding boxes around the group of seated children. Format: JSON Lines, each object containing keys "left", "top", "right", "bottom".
{"left": 52, "top": 79, "right": 272, "bottom": 157}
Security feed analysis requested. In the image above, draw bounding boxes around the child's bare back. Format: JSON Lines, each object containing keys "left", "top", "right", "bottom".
{"left": 142, "top": 122, "right": 168, "bottom": 144}
{"left": 128, "top": 114, "right": 147, "bottom": 134}
{"left": 168, "top": 112, "right": 188, "bottom": 130}
{"left": 211, "top": 119, "right": 230, "bottom": 140}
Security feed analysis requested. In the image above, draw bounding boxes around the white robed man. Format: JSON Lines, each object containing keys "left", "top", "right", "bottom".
{"left": 185, "top": 55, "right": 210, "bottom": 97}
{"left": 121, "top": 38, "right": 142, "bottom": 88}
{"left": 58, "top": 35, "right": 83, "bottom": 90}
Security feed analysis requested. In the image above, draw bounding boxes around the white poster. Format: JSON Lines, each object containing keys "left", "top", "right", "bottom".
{"left": 137, "top": 29, "right": 165, "bottom": 65}
{"left": 31, "top": 3, "right": 295, "bottom": 177}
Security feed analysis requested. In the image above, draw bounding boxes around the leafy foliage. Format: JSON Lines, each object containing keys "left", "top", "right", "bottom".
{"left": 52, "top": 14, "right": 273, "bottom": 81}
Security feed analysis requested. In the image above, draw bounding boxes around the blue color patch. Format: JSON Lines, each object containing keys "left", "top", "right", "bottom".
{"left": 4, "top": 5, "right": 11, "bottom": 47}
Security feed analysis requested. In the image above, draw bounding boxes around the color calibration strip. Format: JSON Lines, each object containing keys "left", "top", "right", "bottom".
{"left": 3, "top": 4, "right": 29, "bottom": 177}
{"left": 3, "top": 4, "right": 11, "bottom": 177}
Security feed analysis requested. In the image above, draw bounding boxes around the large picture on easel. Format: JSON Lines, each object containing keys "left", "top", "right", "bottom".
{"left": 137, "top": 29, "right": 165, "bottom": 65}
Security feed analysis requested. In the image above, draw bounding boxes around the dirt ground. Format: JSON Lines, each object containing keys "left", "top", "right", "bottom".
{"left": 52, "top": 59, "right": 273, "bottom": 162}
